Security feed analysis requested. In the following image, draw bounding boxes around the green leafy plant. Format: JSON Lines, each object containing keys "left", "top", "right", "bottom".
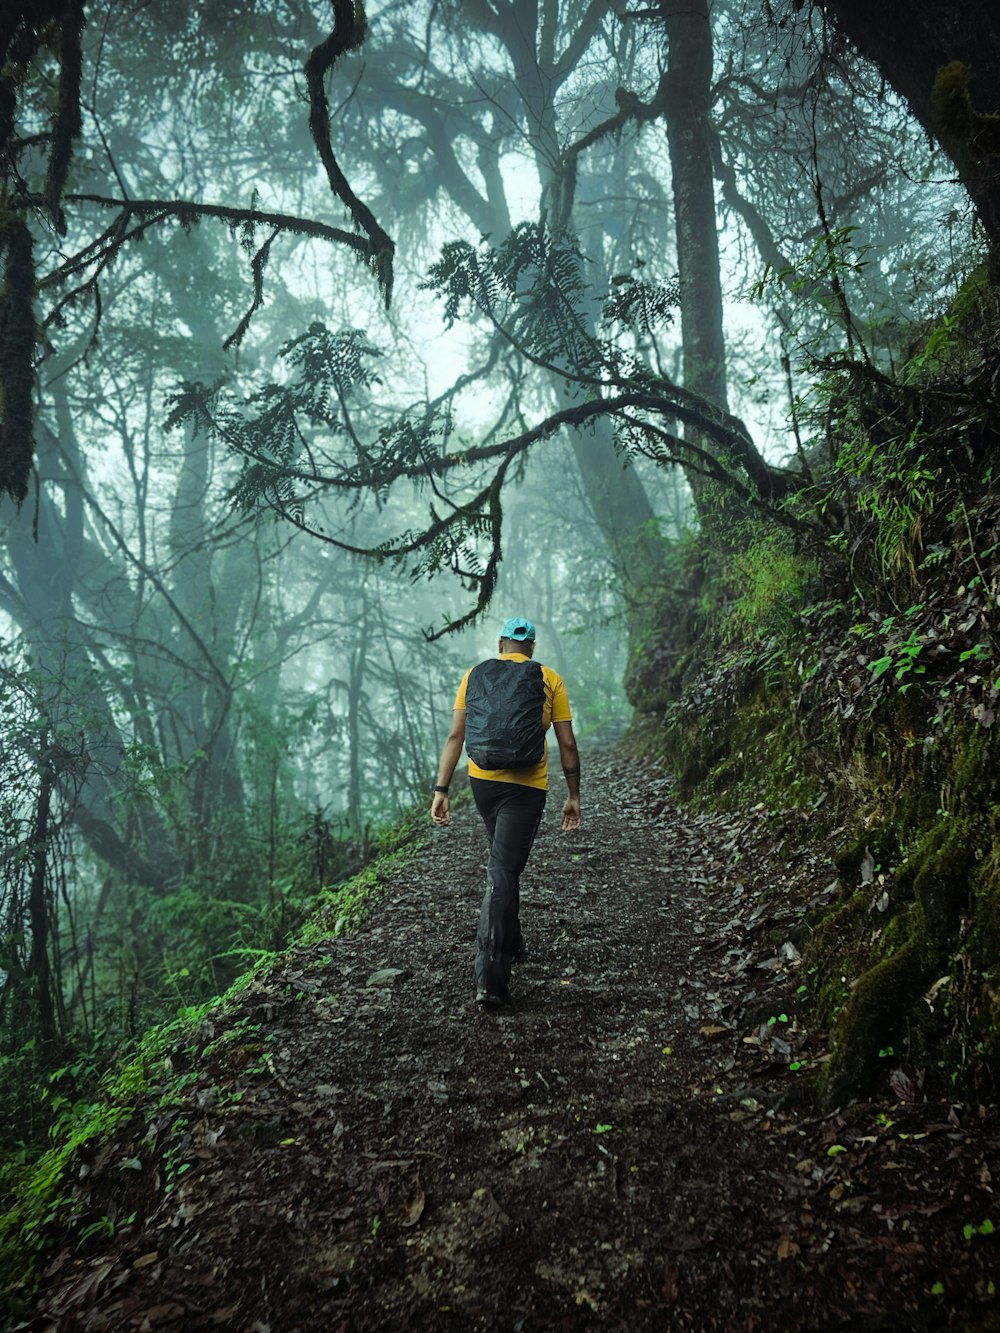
{"left": 869, "top": 629, "right": 926, "bottom": 691}
{"left": 902, "top": 313, "right": 958, "bottom": 384}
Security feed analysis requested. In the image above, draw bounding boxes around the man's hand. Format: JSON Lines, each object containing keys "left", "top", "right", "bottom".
{"left": 431, "top": 792, "right": 451, "bottom": 826}
{"left": 553, "top": 720, "right": 581, "bottom": 831}
{"left": 431, "top": 711, "right": 465, "bottom": 826}
{"left": 561, "top": 794, "right": 581, "bottom": 831}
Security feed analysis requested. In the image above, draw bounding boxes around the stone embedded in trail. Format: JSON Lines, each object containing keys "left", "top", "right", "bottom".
{"left": 366, "top": 967, "right": 410, "bottom": 985}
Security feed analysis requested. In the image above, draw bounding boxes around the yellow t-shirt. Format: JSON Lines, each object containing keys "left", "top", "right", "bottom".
{"left": 454, "top": 652, "right": 572, "bottom": 790}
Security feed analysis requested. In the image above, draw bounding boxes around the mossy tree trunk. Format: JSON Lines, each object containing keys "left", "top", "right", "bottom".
{"left": 819, "top": 0, "right": 1000, "bottom": 265}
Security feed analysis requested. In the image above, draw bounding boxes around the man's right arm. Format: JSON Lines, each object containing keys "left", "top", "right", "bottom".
{"left": 431, "top": 710, "right": 466, "bottom": 826}
{"left": 552, "top": 719, "right": 581, "bottom": 830}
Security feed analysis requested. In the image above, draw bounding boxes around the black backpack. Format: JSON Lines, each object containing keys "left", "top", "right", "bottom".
{"left": 464, "top": 658, "right": 546, "bottom": 769}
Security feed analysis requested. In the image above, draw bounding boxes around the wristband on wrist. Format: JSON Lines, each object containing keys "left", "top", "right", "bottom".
{"left": 434, "top": 784, "right": 450, "bottom": 794}
{"left": 562, "top": 766, "right": 580, "bottom": 777}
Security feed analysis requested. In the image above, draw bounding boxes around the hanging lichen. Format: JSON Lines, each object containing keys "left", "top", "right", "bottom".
{"left": 0, "top": 213, "right": 37, "bottom": 508}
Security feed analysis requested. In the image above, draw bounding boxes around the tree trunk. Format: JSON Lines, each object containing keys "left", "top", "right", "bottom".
{"left": 345, "top": 608, "right": 371, "bottom": 844}
{"left": 28, "top": 741, "right": 58, "bottom": 1049}
{"left": 818, "top": 0, "right": 1000, "bottom": 260}
{"left": 502, "top": 16, "right": 676, "bottom": 707}
{"left": 662, "top": 0, "right": 732, "bottom": 516}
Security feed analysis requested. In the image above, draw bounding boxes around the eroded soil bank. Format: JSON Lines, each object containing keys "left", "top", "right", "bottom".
{"left": 18, "top": 751, "right": 998, "bottom": 1331}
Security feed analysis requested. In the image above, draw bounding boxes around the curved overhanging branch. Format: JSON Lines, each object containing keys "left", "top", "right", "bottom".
{"left": 305, "top": 0, "right": 395, "bottom": 304}
{"left": 215, "top": 384, "right": 801, "bottom": 500}
{"left": 47, "top": 194, "right": 381, "bottom": 284}
{"left": 422, "top": 224, "right": 788, "bottom": 504}
{"left": 197, "top": 371, "right": 806, "bottom": 639}
{"left": 429, "top": 388, "right": 800, "bottom": 500}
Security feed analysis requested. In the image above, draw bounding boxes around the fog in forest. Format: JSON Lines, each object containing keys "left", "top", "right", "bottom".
{"left": 0, "top": 0, "right": 985, "bottom": 1128}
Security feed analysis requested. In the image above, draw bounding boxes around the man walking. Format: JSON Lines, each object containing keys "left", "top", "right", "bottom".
{"left": 431, "top": 617, "right": 581, "bottom": 1007}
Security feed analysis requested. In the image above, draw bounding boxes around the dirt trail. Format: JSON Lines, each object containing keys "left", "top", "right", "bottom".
{"left": 22, "top": 751, "right": 998, "bottom": 1331}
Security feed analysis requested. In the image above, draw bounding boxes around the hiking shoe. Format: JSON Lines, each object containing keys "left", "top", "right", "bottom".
{"left": 475, "top": 989, "right": 509, "bottom": 1008}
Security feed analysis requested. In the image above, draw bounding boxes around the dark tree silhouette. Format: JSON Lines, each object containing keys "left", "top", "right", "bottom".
{"left": 817, "top": 0, "right": 1000, "bottom": 262}
{"left": 0, "top": 0, "right": 393, "bottom": 507}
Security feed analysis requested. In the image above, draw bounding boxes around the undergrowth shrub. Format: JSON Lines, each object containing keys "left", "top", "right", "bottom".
{"left": 657, "top": 266, "right": 1000, "bottom": 1101}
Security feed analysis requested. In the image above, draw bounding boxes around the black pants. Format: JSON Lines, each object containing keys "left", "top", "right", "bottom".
{"left": 470, "top": 778, "right": 547, "bottom": 998}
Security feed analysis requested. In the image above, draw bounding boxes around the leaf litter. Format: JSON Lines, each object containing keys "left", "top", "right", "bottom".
{"left": 13, "top": 750, "right": 998, "bottom": 1331}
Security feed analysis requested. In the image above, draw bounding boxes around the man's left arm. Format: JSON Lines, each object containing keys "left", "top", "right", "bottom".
{"left": 552, "top": 719, "right": 581, "bottom": 830}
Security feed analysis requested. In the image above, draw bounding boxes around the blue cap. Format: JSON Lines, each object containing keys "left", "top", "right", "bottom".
{"left": 500, "top": 617, "right": 536, "bottom": 642}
